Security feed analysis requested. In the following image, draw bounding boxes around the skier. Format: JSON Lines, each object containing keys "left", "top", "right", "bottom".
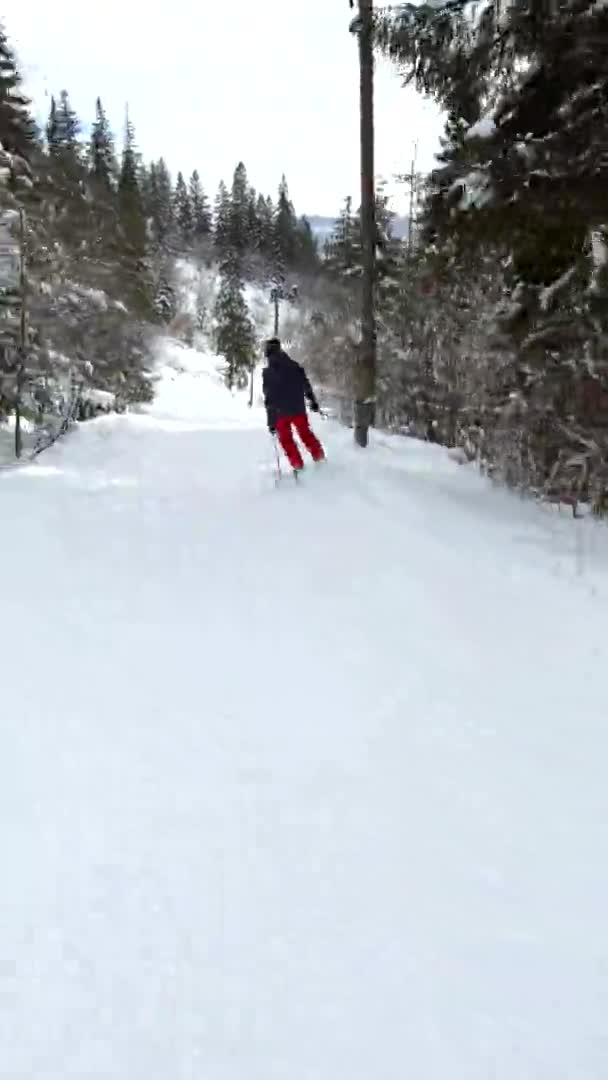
{"left": 262, "top": 338, "right": 325, "bottom": 472}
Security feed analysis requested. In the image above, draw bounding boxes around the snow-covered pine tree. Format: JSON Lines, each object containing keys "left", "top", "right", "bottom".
{"left": 375, "top": 0, "right": 608, "bottom": 507}
{"left": 85, "top": 97, "right": 120, "bottom": 280}
{"left": 0, "top": 26, "right": 35, "bottom": 193}
{"left": 247, "top": 185, "right": 259, "bottom": 251}
{"left": 173, "top": 170, "right": 192, "bottom": 248}
{"left": 256, "top": 193, "right": 274, "bottom": 266}
{"left": 252, "top": 193, "right": 267, "bottom": 255}
{"left": 273, "top": 174, "right": 297, "bottom": 284}
{"left": 140, "top": 161, "right": 157, "bottom": 223}
{"left": 148, "top": 158, "right": 173, "bottom": 248}
{"left": 45, "top": 89, "right": 85, "bottom": 208}
{"left": 0, "top": 28, "right": 36, "bottom": 422}
{"left": 42, "top": 88, "right": 92, "bottom": 270}
{"left": 213, "top": 180, "right": 230, "bottom": 259}
{"left": 90, "top": 97, "right": 117, "bottom": 189}
{"left": 47, "top": 90, "right": 81, "bottom": 168}
{"left": 325, "top": 195, "right": 361, "bottom": 275}
{"left": 228, "top": 161, "right": 251, "bottom": 267}
{"left": 189, "top": 169, "right": 211, "bottom": 243}
{"left": 214, "top": 254, "right": 255, "bottom": 390}
{"left": 294, "top": 216, "right": 318, "bottom": 273}
{"left": 118, "top": 110, "right": 153, "bottom": 318}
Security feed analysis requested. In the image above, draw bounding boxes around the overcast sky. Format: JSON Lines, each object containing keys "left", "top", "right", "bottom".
{"left": 3, "top": 0, "right": 444, "bottom": 217}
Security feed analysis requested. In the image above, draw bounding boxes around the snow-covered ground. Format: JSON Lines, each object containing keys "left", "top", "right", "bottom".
{"left": 2, "top": 339, "right": 607, "bottom": 1079}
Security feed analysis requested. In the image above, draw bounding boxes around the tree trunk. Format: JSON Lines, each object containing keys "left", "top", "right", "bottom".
{"left": 15, "top": 208, "right": 26, "bottom": 459}
{"left": 354, "top": 0, "right": 376, "bottom": 448}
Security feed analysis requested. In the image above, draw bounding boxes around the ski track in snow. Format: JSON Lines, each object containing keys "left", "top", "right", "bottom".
{"left": 2, "top": 339, "right": 607, "bottom": 1079}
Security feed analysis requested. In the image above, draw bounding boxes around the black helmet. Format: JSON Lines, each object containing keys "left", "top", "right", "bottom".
{"left": 265, "top": 337, "right": 281, "bottom": 358}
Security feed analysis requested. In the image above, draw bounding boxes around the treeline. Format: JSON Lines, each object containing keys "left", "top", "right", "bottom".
{"left": 377, "top": 0, "right": 608, "bottom": 511}
{"left": 185, "top": 162, "right": 318, "bottom": 389}
{"left": 0, "top": 21, "right": 320, "bottom": 435}
{"left": 1, "top": 65, "right": 157, "bottom": 430}
{"left": 298, "top": 1, "right": 608, "bottom": 513}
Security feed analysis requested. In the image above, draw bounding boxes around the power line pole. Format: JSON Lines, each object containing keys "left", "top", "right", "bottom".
{"left": 351, "top": 0, "right": 376, "bottom": 448}
{"left": 408, "top": 141, "right": 418, "bottom": 256}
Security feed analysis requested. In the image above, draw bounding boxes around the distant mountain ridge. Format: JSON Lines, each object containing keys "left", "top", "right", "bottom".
{"left": 307, "top": 213, "right": 409, "bottom": 243}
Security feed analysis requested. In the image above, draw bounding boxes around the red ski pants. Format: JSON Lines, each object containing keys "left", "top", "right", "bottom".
{"left": 275, "top": 413, "right": 324, "bottom": 470}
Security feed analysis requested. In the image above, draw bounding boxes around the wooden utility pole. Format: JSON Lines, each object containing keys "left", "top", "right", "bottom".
{"left": 352, "top": 0, "right": 376, "bottom": 448}
{"left": 408, "top": 141, "right": 418, "bottom": 256}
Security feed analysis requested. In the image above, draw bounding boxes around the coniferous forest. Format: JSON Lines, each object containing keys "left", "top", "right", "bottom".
{"left": 0, "top": 23, "right": 318, "bottom": 441}
{"left": 2, "top": 12, "right": 608, "bottom": 1073}
{"left": 2, "top": 4, "right": 608, "bottom": 510}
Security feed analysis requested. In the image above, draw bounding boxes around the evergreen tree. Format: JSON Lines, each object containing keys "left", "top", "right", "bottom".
{"left": 247, "top": 185, "right": 260, "bottom": 250}
{"left": 140, "top": 161, "right": 157, "bottom": 221}
{"left": 0, "top": 26, "right": 35, "bottom": 192}
{"left": 45, "top": 96, "right": 58, "bottom": 151}
{"left": 254, "top": 193, "right": 269, "bottom": 254}
{"left": 257, "top": 194, "right": 275, "bottom": 263}
{"left": 214, "top": 259, "right": 255, "bottom": 390}
{"left": 47, "top": 90, "right": 81, "bottom": 164}
{"left": 189, "top": 169, "right": 211, "bottom": 240}
{"left": 85, "top": 97, "right": 120, "bottom": 284}
{"left": 119, "top": 110, "right": 140, "bottom": 196}
{"left": 90, "top": 97, "right": 117, "bottom": 189}
{"left": 42, "top": 89, "right": 88, "bottom": 258}
{"left": 173, "top": 170, "right": 192, "bottom": 246}
{"left": 0, "top": 27, "right": 36, "bottom": 422}
{"left": 118, "top": 111, "right": 152, "bottom": 317}
{"left": 213, "top": 180, "right": 230, "bottom": 258}
{"left": 374, "top": 0, "right": 608, "bottom": 506}
{"left": 273, "top": 174, "right": 297, "bottom": 280}
{"left": 228, "top": 161, "right": 251, "bottom": 265}
{"left": 45, "top": 89, "right": 83, "bottom": 202}
{"left": 146, "top": 158, "right": 173, "bottom": 247}
{"left": 0, "top": 24, "right": 157, "bottom": 434}
{"left": 326, "top": 196, "right": 361, "bottom": 275}
{"left": 294, "top": 215, "right": 319, "bottom": 272}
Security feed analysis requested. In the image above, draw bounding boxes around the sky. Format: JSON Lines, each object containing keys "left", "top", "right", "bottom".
{"left": 3, "top": 0, "right": 444, "bottom": 217}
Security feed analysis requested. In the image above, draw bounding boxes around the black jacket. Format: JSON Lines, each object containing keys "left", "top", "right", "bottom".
{"left": 263, "top": 350, "right": 318, "bottom": 428}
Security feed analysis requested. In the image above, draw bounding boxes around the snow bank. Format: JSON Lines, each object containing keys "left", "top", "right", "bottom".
{"left": 80, "top": 387, "right": 116, "bottom": 410}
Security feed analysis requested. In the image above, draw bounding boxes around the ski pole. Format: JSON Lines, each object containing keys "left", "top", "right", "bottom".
{"left": 272, "top": 433, "right": 282, "bottom": 483}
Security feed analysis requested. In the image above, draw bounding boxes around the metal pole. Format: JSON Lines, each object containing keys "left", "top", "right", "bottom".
{"left": 272, "top": 434, "right": 282, "bottom": 485}
{"left": 353, "top": 0, "right": 376, "bottom": 448}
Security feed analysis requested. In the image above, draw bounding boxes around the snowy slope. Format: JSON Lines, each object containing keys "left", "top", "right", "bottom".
{"left": 2, "top": 339, "right": 608, "bottom": 1080}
